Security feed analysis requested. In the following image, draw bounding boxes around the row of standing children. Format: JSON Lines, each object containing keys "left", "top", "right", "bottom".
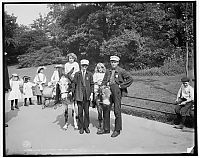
{"left": 7, "top": 53, "right": 131, "bottom": 138}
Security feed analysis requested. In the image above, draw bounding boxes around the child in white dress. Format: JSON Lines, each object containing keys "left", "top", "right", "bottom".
{"left": 65, "top": 53, "right": 80, "bottom": 79}
{"left": 34, "top": 66, "right": 47, "bottom": 105}
{"left": 8, "top": 74, "right": 23, "bottom": 110}
{"left": 93, "top": 63, "right": 106, "bottom": 131}
{"left": 23, "top": 76, "right": 36, "bottom": 106}
{"left": 64, "top": 53, "right": 80, "bottom": 130}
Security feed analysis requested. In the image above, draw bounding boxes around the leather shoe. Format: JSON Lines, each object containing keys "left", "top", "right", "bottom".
{"left": 111, "top": 131, "right": 120, "bottom": 138}
{"left": 97, "top": 130, "right": 110, "bottom": 135}
{"left": 11, "top": 106, "right": 14, "bottom": 110}
{"left": 79, "top": 128, "right": 84, "bottom": 134}
{"left": 15, "top": 106, "right": 19, "bottom": 109}
{"left": 85, "top": 128, "right": 90, "bottom": 134}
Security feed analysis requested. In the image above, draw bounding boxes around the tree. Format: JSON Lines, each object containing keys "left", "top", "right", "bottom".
{"left": 4, "top": 11, "right": 19, "bottom": 63}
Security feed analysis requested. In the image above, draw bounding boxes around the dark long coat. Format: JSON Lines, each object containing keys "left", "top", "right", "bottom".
{"left": 72, "top": 70, "right": 94, "bottom": 101}
{"left": 102, "top": 66, "right": 133, "bottom": 97}
{"left": 5, "top": 55, "right": 10, "bottom": 91}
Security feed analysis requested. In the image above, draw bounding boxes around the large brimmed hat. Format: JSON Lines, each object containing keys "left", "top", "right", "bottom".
{"left": 80, "top": 59, "right": 89, "bottom": 65}
{"left": 110, "top": 55, "right": 120, "bottom": 61}
{"left": 54, "top": 64, "right": 63, "bottom": 68}
{"left": 23, "top": 75, "right": 31, "bottom": 79}
{"left": 12, "top": 73, "right": 18, "bottom": 77}
{"left": 37, "top": 66, "right": 46, "bottom": 73}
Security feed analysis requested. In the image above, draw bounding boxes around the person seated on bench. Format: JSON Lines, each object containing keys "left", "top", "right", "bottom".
{"left": 174, "top": 77, "right": 194, "bottom": 129}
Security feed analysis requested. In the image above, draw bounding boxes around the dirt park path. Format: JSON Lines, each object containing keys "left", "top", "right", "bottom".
{"left": 5, "top": 94, "right": 194, "bottom": 155}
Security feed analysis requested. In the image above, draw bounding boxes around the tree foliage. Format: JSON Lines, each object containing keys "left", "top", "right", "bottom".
{"left": 5, "top": 2, "right": 195, "bottom": 71}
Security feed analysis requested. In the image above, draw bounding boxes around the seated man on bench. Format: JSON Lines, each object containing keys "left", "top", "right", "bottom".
{"left": 174, "top": 77, "right": 194, "bottom": 129}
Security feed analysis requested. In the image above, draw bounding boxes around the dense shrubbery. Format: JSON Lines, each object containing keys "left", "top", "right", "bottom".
{"left": 130, "top": 54, "right": 190, "bottom": 76}
{"left": 17, "top": 46, "right": 63, "bottom": 68}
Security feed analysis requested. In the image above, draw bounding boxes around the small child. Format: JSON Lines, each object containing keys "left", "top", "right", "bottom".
{"left": 23, "top": 76, "right": 36, "bottom": 106}
{"left": 93, "top": 63, "right": 107, "bottom": 131}
{"left": 8, "top": 74, "right": 23, "bottom": 110}
{"left": 34, "top": 66, "right": 47, "bottom": 105}
{"left": 65, "top": 53, "right": 80, "bottom": 79}
{"left": 174, "top": 77, "right": 194, "bottom": 129}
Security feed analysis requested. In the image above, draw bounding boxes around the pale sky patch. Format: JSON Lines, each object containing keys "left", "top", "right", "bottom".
{"left": 5, "top": 4, "right": 51, "bottom": 26}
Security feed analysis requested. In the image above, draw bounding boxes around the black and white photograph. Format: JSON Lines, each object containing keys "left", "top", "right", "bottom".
{"left": 2, "top": 1, "right": 197, "bottom": 156}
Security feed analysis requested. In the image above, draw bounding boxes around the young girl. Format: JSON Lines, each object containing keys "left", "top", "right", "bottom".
{"left": 59, "top": 74, "right": 77, "bottom": 130}
{"left": 23, "top": 76, "right": 36, "bottom": 106}
{"left": 64, "top": 53, "right": 80, "bottom": 129}
{"left": 8, "top": 74, "right": 23, "bottom": 110}
{"left": 50, "top": 64, "right": 63, "bottom": 105}
{"left": 34, "top": 66, "right": 47, "bottom": 105}
{"left": 65, "top": 53, "right": 80, "bottom": 79}
{"left": 93, "top": 63, "right": 107, "bottom": 132}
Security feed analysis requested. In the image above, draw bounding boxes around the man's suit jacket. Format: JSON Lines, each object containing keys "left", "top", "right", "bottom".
{"left": 102, "top": 66, "right": 133, "bottom": 97}
{"left": 72, "top": 70, "right": 94, "bottom": 101}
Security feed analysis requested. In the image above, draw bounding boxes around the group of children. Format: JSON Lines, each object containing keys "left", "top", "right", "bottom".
{"left": 7, "top": 52, "right": 194, "bottom": 136}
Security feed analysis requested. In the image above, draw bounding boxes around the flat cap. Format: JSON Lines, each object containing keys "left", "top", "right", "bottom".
{"left": 80, "top": 59, "right": 89, "bottom": 65}
{"left": 181, "top": 77, "right": 190, "bottom": 82}
{"left": 110, "top": 55, "right": 120, "bottom": 61}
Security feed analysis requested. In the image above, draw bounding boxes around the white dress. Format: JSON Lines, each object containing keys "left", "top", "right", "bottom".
{"left": 93, "top": 72, "right": 105, "bottom": 93}
{"left": 33, "top": 73, "right": 47, "bottom": 90}
{"left": 23, "top": 82, "right": 36, "bottom": 98}
{"left": 8, "top": 80, "right": 23, "bottom": 100}
{"left": 65, "top": 62, "right": 80, "bottom": 77}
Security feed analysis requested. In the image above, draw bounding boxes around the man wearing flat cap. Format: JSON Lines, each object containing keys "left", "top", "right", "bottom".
{"left": 174, "top": 77, "right": 194, "bottom": 129}
{"left": 72, "top": 59, "right": 94, "bottom": 134}
{"left": 100, "top": 55, "right": 133, "bottom": 137}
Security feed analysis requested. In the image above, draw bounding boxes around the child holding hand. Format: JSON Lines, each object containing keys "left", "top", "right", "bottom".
{"left": 23, "top": 76, "right": 36, "bottom": 106}
{"left": 8, "top": 74, "right": 23, "bottom": 110}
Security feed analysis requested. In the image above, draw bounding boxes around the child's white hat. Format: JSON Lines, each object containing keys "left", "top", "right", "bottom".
{"left": 110, "top": 55, "right": 120, "bottom": 61}
{"left": 37, "top": 66, "right": 46, "bottom": 73}
{"left": 12, "top": 73, "right": 18, "bottom": 77}
{"left": 54, "top": 64, "right": 63, "bottom": 68}
{"left": 80, "top": 59, "right": 89, "bottom": 65}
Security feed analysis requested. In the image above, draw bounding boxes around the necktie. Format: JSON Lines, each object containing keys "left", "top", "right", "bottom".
{"left": 83, "top": 70, "right": 86, "bottom": 86}
{"left": 110, "top": 70, "right": 115, "bottom": 85}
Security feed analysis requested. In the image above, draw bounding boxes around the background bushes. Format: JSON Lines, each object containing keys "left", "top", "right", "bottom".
{"left": 17, "top": 46, "right": 63, "bottom": 68}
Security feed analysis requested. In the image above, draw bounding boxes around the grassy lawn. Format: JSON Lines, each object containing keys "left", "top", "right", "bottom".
{"left": 7, "top": 65, "right": 195, "bottom": 125}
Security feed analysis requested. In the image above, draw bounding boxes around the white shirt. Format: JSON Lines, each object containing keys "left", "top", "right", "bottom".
{"left": 51, "top": 70, "right": 60, "bottom": 83}
{"left": 176, "top": 84, "right": 194, "bottom": 102}
{"left": 65, "top": 62, "right": 80, "bottom": 76}
{"left": 93, "top": 72, "right": 105, "bottom": 93}
{"left": 93, "top": 72, "right": 105, "bottom": 84}
{"left": 34, "top": 73, "right": 46, "bottom": 84}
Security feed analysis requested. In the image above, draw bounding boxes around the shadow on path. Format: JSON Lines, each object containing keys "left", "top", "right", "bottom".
{"left": 52, "top": 107, "right": 115, "bottom": 131}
